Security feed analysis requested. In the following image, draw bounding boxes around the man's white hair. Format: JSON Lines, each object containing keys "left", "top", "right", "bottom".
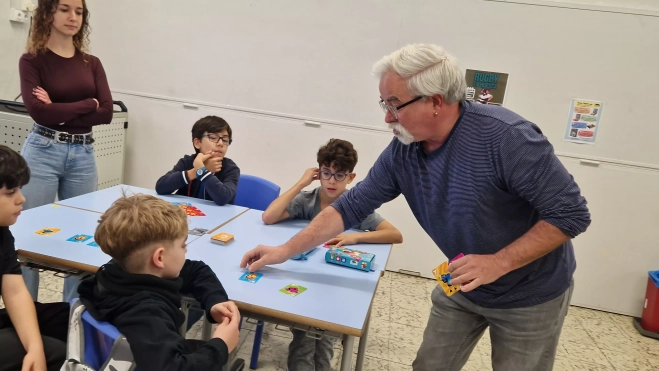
{"left": 373, "top": 44, "right": 467, "bottom": 104}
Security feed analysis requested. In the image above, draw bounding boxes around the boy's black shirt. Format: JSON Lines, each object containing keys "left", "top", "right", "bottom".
{"left": 78, "top": 259, "right": 230, "bottom": 371}
{"left": 155, "top": 154, "right": 240, "bottom": 206}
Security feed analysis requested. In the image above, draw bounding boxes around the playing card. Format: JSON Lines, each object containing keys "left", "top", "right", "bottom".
{"left": 433, "top": 261, "right": 461, "bottom": 297}
{"left": 87, "top": 241, "right": 99, "bottom": 247}
{"left": 34, "top": 227, "right": 61, "bottom": 236}
{"left": 67, "top": 234, "right": 93, "bottom": 243}
{"left": 279, "top": 284, "right": 307, "bottom": 297}
{"left": 172, "top": 202, "right": 192, "bottom": 206}
{"left": 239, "top": 272, "right": 263, "bottom": 283}
{"left": 189, "top": 228, "right": 209, "bottom": 236}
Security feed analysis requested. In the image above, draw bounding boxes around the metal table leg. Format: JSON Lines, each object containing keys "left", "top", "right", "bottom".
{"left": 340, "top": 335, "right": 355, "bottom": 371}
{"left": 355, "top": 317, "right": 370, "bottom": 371}
{"left": 250, "top": 320, "right": 265, "bottom": 369}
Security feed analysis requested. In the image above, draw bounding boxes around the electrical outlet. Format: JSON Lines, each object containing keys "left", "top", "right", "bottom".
{"left": 9, "top": 8, "right": 29, "bottom": 23}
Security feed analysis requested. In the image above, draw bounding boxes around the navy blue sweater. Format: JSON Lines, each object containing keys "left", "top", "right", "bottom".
{"left": 155, "top": 154, "right": 240, "bottom": 206}
{"left": 333, "top": 101, "right": 591, "bottom": 309}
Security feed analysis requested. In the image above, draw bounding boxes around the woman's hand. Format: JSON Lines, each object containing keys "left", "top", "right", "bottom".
{"left": 32, "top": 87, "right": 51, "bottom": 104}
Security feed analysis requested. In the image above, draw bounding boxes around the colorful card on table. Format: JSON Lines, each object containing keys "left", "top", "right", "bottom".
{"left": 280, "top": 284, "right": 307, "bottom": 297}
{"left": 174, "top": 203, "right": 206, "bottom": 217}
{"left": 67, "top": 234, "right": 93, "bottom": 243}
{"left": 87, "top": 241, "right": 100, "bottom": 248}
{"left": 239, "top": 272, "right": 263, "bottom": 283}
{"left": 34, "top": 227, "right": 61, "bottom": 236}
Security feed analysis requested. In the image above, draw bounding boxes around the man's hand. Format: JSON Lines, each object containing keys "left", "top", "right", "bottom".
{"left": 193, "top": 151, "right": 214, "bottom": 170}
{"left": 212, "top": 309, "right": 241, "bottom": 353}
{"left": 210, "top": 301, "right": 239, "bottom": 323}
{"left": 297, "top": 168, "right": 319, "bottom": 188}
{"left": 240, "top": 245, "right": 289, "bottom": 272}
{"left": 32, "top": 87, "right": 51, "bottom": 104}
{"left": 204, "top": 152, "right": 223, "bottom": 173}
{"left": 448, "top": 254, "right": 508, "bottom": 292}
{"left": 22, "top": 349, "right": 46, "bottom": 371}
{"left": 325, "top": 233, "right": 359, "bottom": 247}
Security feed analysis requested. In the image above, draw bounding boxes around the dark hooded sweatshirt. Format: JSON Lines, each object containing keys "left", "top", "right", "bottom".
{"left": 78, "top": 260, "right": 230, "bottom": 371}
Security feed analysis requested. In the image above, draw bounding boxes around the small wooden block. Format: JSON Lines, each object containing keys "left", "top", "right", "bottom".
{"left": 211, "top": 232, "right": 234, "bottom": 245}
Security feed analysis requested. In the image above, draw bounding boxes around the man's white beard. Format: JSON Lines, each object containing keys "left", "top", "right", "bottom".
{"left": 388, "top": 123, "right": 416, "bottom": 145}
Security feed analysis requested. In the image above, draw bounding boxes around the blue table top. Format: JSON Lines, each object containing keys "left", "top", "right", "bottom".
{"left": 12, "top": 205, "right": 120, "bottom": 269}
{"left": 55, "top": 185, "right": 248, "bottom": 233}
{"left": 185, "top": 209, "right": 393, "bottom": 334}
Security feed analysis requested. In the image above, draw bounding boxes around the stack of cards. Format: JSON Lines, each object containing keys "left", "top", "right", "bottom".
{"left": 211, "top": 232, "right": 234, "bottom": 245}
{"left": 189, "top": 228, "right": 209, "bottom": 236}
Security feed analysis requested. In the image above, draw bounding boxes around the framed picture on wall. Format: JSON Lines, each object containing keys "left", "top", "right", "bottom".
{"left": 465, "top": 69, "right": 509, "bottom": 107}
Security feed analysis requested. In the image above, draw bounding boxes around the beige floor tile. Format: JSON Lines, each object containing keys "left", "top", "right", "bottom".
{"left": 560, "top": 324, "right": 598, "bottom": 347}
{"left": 553, "top": 355, "right": 574, "bottom": 371}
{"left": 351, "top": 334, "right": 389, "bottom": 359}
{"left": 389, "top": 339, "right": 419, "bottom": 366}
{"left": 560, "top": 342, "right": 615, "bottom": 368}
{"left": 602, "top": 349, "right": 653, "bottom": 371}
{"left": 388, "top": 360, "right": 412, "bottom": 371}
{"left": 368, "top": 316, "right": 392, "bottom": 339}
{"left": 569, "top": 360, "right": 614, "bottom": 370}
{"left": 390, "top": 304, "right": 430, "bottom": 329}
{"left": 390, "top": 281, "right": 428, "bottom": 300}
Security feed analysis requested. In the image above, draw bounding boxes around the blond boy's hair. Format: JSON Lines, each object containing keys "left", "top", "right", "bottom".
{"left": 95, "top": 193, "right": 188, "bottom": 271}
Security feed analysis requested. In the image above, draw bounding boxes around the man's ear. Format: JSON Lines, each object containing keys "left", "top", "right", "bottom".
{"left": 151, "top": 247, "right": 166, "bottom": 269}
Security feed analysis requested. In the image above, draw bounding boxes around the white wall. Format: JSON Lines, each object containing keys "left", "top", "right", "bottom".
{"left": 0, "top": 0, "right": 30, "bottom": 101}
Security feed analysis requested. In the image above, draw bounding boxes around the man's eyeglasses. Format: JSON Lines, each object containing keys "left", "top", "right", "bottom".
{"left": 379, "top": 96, "right": 424, "bottom": 120}
{"left": 319, "top": 169, "right": 352, "bottom": 182}
{"left": 202, "top": 134, "right": 232, "bottom": 145}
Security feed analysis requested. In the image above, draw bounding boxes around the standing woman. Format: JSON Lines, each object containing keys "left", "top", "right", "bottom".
{"left": 18, "top": 0, "right": 113, "bottom": 302}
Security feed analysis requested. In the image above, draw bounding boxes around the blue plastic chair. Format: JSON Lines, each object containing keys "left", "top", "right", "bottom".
{"left": 233, "top": 174, "right": 281, "bottom": 211}
{"left": 81, "top": 310, "right": 125, "bottom": 370}
{"left": 232, "top": 174, "right": 280, "bottom": 369}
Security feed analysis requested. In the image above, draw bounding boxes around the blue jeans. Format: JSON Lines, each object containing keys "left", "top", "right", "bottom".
{"left": 20, "top": 128, "right": 98, "bottom": 303}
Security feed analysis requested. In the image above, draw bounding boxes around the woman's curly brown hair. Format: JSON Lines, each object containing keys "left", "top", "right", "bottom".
{"left": 317, "top": 139, "right": 358, "bottom": 172}
{"left": 26, "top": 0, "right": 91, "bottom": 56}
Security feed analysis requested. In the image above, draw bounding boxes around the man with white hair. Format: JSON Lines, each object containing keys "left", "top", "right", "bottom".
{"left": 241, "top": 44, "right": 591, "bottom": 370}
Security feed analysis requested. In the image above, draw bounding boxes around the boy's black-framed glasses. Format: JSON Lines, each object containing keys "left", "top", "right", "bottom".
{"left": 202, "top": 134, "right": 232, "bottom": 145}
{"left": 319, "top": 169, "right": 352, "bottom": 182}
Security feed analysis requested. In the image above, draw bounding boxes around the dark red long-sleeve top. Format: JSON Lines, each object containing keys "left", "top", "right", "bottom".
{"left": 19, "top": 49, "right": 113, "bottom": 134}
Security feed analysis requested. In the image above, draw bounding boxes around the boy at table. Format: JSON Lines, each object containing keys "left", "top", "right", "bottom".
{"left": 0, "top": 146, "right": 67, "bottom": 371}
{"left": 156, "top": 115, "right": 240, "bottom": 206}
{"left": 77, "top": 194, "right": 241, "bottom": 371}
{"left": 261, "top": 138, "right": 402, "bottom": 371}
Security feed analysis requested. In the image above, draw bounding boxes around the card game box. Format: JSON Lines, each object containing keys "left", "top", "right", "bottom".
{"left": 325, "top": 246, "right": 375, "bottom": 272}
{"left": 211, "top": 232, "right": 234, "bottom": 245}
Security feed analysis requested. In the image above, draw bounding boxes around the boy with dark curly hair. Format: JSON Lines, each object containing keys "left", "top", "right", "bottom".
{"left": 261, "top": 138, "right": 402, "bottom": 371}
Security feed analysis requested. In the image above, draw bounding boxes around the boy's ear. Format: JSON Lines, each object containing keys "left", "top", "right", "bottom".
{"left": 151, "top": 247, "right": 166, "bottom": 269}
{"left": 347, "top": 173, "right": 357, "bottom": 184}
{"left": 193, "top": 138, "right": 202, "bottom": 150}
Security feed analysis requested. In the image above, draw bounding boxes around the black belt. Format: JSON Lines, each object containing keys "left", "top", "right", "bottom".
{"left": 32, "top": 125, "right": 94, "bottom": 145}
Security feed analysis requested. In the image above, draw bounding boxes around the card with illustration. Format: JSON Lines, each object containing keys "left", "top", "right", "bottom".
{"left": 279, "top": 284, "right": 307, "bottom": 297}
{"left": 87, "top": 241, "right": 99, "bottom": 248}
{"left": 432, "top": 261, "right": 461, "bottom": 297}
{"left": 172, "top": 202, "right": 192, "bottom": 206}
{"left": 34, "top": 227, "right": 61, "bottom": 236}
{"left": 239, "top": 272, "right": 263, "bottom": 283}
{"left": 67, "top": 234, "right": 93, "bottom": 243}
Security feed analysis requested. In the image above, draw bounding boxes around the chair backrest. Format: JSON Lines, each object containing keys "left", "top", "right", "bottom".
{"left": 81, "top": 311, "right": 122, "bottom": 370}
{"left": 233, "top": 174, "right": 280, "bottom": 211}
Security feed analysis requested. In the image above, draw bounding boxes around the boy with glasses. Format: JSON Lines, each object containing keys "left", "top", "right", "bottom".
{"left": 156, "top": 116, "right": 240, "bottom": 206}
{"left": 261, "top": 138, "right": 402, "bottom": 371}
